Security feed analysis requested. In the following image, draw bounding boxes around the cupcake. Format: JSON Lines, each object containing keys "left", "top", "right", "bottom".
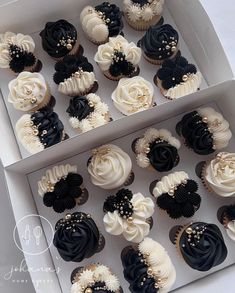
{"left": 38, "top": 164, "right": 88, "bottom": 213}
{"left": 151, "top": 171, "right": 201, "bottom": 219}
{"left": 171, "top": 222, "right": 227, "bottom": 271}
{"left": 138, "top": 22, "right": 179, "bottom": 65}
{"left": 53, "top": 212, "right": 105, "bottom": 262}
{"left": 40, "top": 19, "right": 82, "bottom": 60}
{"left": 16, "top": 106, "right": 67, "bottom": 154}
{"left": 200, "top": 152, "right": 235, "bottom": 197}
{"left": 87, "top": 144, "right": 133, "bottom": 190}
{"left": 121, "top": 237, "right": 176, "bottom": 292}
{"left": 0, "top": 32, "right": 42, "bottom": 73}
{"left": 154, "top": 55, "right": 202, "bottom": 100}
{"left": 53, "top": 55, "right": 98, "bottom": 97}
{"left": 80, "top": 2, "right": 124, "bottom": 45}
{"left": 176, "top": 107, "right": 232, "bottom": 155}
{"left": 8, "top": 72, "right": 54, "bottom": 112}
{"left": 123, "top": 0, "right": 165, "bottom": 31}
{"left": 219, "top": 204, "right": 235, "bottom": 242}
{"left": 103, "top": 188, "right": 154, "bottom": 243}
{"left": 71, "top": 264, "right": 123, "bottom": 293}
{"left": 66, "top": 94, "right": 110, "bottom": 133}
{"left": 94, "top": 35, "right": 141, "bottom": 81}
{"left": 133, "top": 128, "right": 181, "bottom": 172}
{"left": 111, "top": 76, "right": 154, "bottom": 115}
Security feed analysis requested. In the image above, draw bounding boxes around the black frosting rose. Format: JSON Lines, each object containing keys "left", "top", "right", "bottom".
{"left": 140, "top": 24, "right": 179, "bottom": 60}
{"left": 157, "top": 179, "right": 201, "bottom": 219}
{"left": 157, "top": 55, "right": 197, "bottom": 89}
{"left": 109, "top": 51, "right": 135, "bottom": 77}
{"left": 40, "top": 19, "right": 77, "bottom": 58}
{"left": 43, "top": 173, "right": 84, "bottom": 213}
{"left": 66, "top": 96, "right": 94, "bottom": 120}
{"left": 121, "top": 246, "right": 157, "bottom": 293}
{"left": 147, "top": 139, "right": 179, "bottom": 172}
{"left": 53, "top": 55, "right": 93, "bottom": 84}
{"left": 31, "top": 106, "right": 65, "bottom": 149}
{"left": 9, "top": 44, "right": 36, "bottom": 73}
{"left": 95, "top": 2, "right": 123, "bottom": 37}
{"left": 53, "top": 212, "right": 102, "bottom": 262}
{"left": 176, "top": 110, "right": 214, "bottom": 155}
{"left": 179, "top": 222, "right": 228, "bottom": 271}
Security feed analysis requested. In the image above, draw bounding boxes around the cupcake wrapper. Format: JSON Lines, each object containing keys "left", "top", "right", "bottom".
{"left": 170, "top": 224, "right": 188, "bottom": 259}
{"left": 103, "top": 66, "right": 140, "bottom": 81}
{"left": 200, "top": 162, "right": 214, "bottom": 193}
{"left": 125, "top": 14, "right": 163, "bottom": 31}
{"left": 123, "top": 170, "right": 135, "bottom": 187}
{"left": 52, "top": 41, "right": 83, "bottom": 61}
{"left": 144, "top": 48, "right": 179, "bottom": 66}
{"left": 75, "top": 187, "right": 89, "bottom": 205}
{"left": 96, "top": 232, "right": 105, "bottom": 253}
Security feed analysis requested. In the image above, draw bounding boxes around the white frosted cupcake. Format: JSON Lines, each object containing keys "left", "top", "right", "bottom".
{"left": 103, "top": 188, "right": 154, "bottom": 243}
{"left": 66, "top": 94, "right": 110, "bottom": 133}
{"left": 0, "top": 32, "right": 42, "bottom": 74}
{"left": 123, "top": 0, "right": 164, "bottom": 31}
{"left": 202, "top": 152, "right": 235, "bottom": 197}
{"left": 88, "top": 144, "right": 133, "bottom": 190}
{"left": 80, "top": 2, "right": 123, "bottom": 45}
{"left": 8, "top": 72, "right": 53, "bottom": 112}
{"left": 111, "top": 76, "right": 154, "bottom": 115}
{"left": 94, "top": 35, "right": 141, "bottom": 81}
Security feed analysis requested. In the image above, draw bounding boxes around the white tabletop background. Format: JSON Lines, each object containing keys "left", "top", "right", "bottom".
{"left": 0, "top": 0, "right": 235, "bottom": 292}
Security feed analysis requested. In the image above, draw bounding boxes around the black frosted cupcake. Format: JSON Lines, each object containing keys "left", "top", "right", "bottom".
{"left": 154, "top": 55, "right": 202, "bottom": 100}
{"left": 138, "top": 22, "right": 179, "bottom": 65}
{"left": 0, "top": 32, "right": 42, "bottom": 73}
{"left": 80, "top": 2, "right": 124, "bottom": 45}
{"left": 38, "top": 164, "right": 88, "bottom": 213}
{"left": 151, "top": 171, "right": 201, "bottom": 219}
{"left": 171, "top": 222, "right": 227, "bottom": 271}
{"left": 53, "top": 212, "right": 105, "bottom": 262}
{"left": 133, "top": 128, "right": 181, "bottom": 172}
{"left": 16, "top": 106, "right": 67, "bottom": 154}
{"left": 40, "top": 19, "right": 82, "bottom": 60}
{"left": 176, "top": 107, "right": 232, "bottom": 155}
{"left": 53, "top": 55, "right": 98, "bottom": 96}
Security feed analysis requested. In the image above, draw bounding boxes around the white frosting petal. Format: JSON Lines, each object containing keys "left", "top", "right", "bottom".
{"left": 122, "top": 218, "right": 150, "bottom": 243}
{"left": 153, "top": 171, "right": 188, "bottom": 197}
{"left": 71, "top": 282, "right": 82, "bottom": 293}
{"left": 103, "top": 210, "right": 124, "bottom": 235}
{"left": 8, "top": 72, "right": 48, "bottom": 111}
{"left": 227, "top": 220, "right": 235, "bottom": 241}
{"left": 58, "top": 71, "right": 96, "bottom": 96}
{"left": 132, "top": 192, "right": 154, "bottom": 218}
{"left": 94, "top": 43, "right": 114, "bottom": 71}
{"left": 111, "top": 77, "right": 154, "bottom": 115}
{"left": 88, "top": 144, "right": 132, "bottom": 190}
{"left": 162, "top": 72, "right": 202, "bottom": 100}
{"left": 124, "top": 43, "right": 141, "bottom": 65}
{"left": 204, "top": 152, "right": 235, "bottom": 197}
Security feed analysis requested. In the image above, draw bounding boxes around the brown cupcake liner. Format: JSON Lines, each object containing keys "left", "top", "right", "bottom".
{"left": 170, "top": 224, "right": 190, "bottom": 259}
{"left": 103, "top": 66, "right": 140, "bottom": 81}
{"left": 124, "top": 13, "right": 162, "bottom": 31}
{"left": 123, "top": 170, "right": 135, "bottom": 187}
{"left": 143, "top": 48, "right": 179, "bottom": 66}
{"left": 52, "top": 41, "right": 83, "bottom": 62}
{"left": 24, "top": 58, "right": 43, "bottom": 73}
{"left": 75, "top": 187, "right": 89, "bottom": 206}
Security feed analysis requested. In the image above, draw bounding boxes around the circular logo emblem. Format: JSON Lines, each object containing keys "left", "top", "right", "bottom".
{"left": 13, "top": 214, "right": 54, "bottom": 256}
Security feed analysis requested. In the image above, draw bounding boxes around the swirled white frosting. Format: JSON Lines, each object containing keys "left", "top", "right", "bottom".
{"left": 8, "top": 72, "right": 48, "bottom": 111}
{"left": 0, "top": 32, "right": 35, "bottom": 68}
{"left": 80, "top": 6, "right": 109, "bottom": 44}
{"left": 123, "top": 0, "right": 164, "bottom": 22}
{"left": 161, "top": 72, "right": 202, "bottom": 100}
{"left": 204, "top": 152, "right": 235, "bottom": 197}
{"left": 197, "top": 107, "right": 232, "bottom": 150}
{"left": 103, "top": 192, "right": 154, "bottom": 243}
{"left": 153, "top": 171, "right": 189, "bottom": 197}
{"left": 135, "top": 128, "right": 181, "bottom": 168}
{"left": 69, "top": 93, "right": 109, "bottom": 133}
{"left": 88, "top": 144, "right": 132, "bottom": 190}
{"left": 94, "top": 35, "right": 141, "bottom": 72}
{"left": 15, "top": 114, "right": 44, "bottom": 154}
{"left": 58, "top": 71, "right": 96, "bottom": 96}
{"left": 138, "top": 237, "right": 176, "bottom": 293}
{"left": 112, "top": 77, "right": 154, "bottom": 115}
{"left": 38, "top": 164, "right": 77, "bottom": 196}
{"left": 227, "top": 220, "right": 235, "bottom": 241}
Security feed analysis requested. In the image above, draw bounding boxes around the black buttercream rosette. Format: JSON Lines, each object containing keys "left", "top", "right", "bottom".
{"left": 66, "top": 96, "right": 94, "bottom": 120}
{"left": 178, "top": 222, "right": 228, "bottom": 271}
{"left": 109, "top": 51, "right": 135, "bottom": 77}
{"left": 9, "top": 44, "right": 36, "bottom": 73}
{"left": 53, "top": 212, "right": 104, "bottom": 262}
{"left": 176, "top": 110, "right": 214, "bottom": 155}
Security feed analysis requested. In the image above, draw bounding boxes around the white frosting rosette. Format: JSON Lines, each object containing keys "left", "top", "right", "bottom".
{"left": 204, "top": 152, "right": 235, "bottom": 197}
{"left": 112, "top": 76, "right": 154, "bottom": 115}
{"left": 8, "top": 72, "right": 49, "bottom": 112}
{"left": 88, "top": 144, "right": 132, "bottom": 189}
{"left": 103, "top": 191, "right": 154, "bottom": 243}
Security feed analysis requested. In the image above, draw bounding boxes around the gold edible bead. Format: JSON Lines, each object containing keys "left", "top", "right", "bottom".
{"left": 66, "top": 43, "right": 73, "bottom": 50}
{"left": 85, "top": 288, "right": 93, "bottom": 293}
{"left": 186, "top": 227, "right": 193, "bottom": 235}
{"left": 127, "top": 217, "right": 133, "bottom": 223}
{"left": 26, "top": 90, "right": 32, "bottom": 95}
{"left": 65, "top": 213, "right": 72, "bottom": 220}
{"left": 182, "top": 75, "right": 188, "bottom": 82}
{"left": 202, "top": 117, "right": 208, "bottom": 123}
{"left": 171, "top": 46, "right": 177, "bottom": 52}
{"left": 30, "top": 97, "right": 37, "bottom": 104}
{"left": 147, "top": 268, "right": 153, "bottom": 275}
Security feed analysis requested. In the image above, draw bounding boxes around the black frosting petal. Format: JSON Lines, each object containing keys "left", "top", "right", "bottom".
{"left": 43, "top": 192, "right": 56, "bottom": 207}
{"left": 179, "top": 222, "right": 228, "bottom": 271}
{"left": 108, "top": 51, "right": 135, "bottom": 77}
{"left": 66, "top": 96, "right": 94, "bottom": 120}
{"left": 66, "top": 173, "right": 83, "bottom": 186}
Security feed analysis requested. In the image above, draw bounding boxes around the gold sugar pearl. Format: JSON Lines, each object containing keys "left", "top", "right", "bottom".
{"left": 66, "top": 43, "right": 73, "bottom": 50}
{"left": 182, "top": 75, "right": 188, "bottom": 82}
{"left": 186, "top": 227, "right": 193, "bottom": 235}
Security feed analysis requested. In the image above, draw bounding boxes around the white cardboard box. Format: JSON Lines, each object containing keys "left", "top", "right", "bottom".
{"left": 0, "top": 0, "right": 235, "bottom": 292}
